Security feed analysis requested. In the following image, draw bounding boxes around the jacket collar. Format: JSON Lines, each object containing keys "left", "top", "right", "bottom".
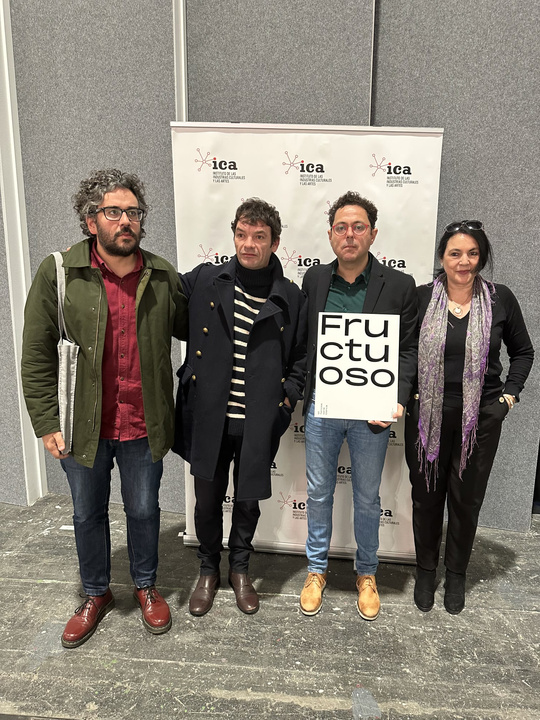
{"left": 314, "top": 253, "right": 384, "bottom": 314}
{"left": 214, "top": 254, "right": 292, "bottom": 335}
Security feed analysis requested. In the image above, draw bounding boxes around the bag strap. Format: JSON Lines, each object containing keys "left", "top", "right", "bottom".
{"left": 52, "top": 251, "right": 71, "bottom": 342}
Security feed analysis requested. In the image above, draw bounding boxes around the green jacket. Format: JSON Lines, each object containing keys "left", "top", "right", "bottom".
{"left": 21, "top": 239, "right": 188, "bottom": 467}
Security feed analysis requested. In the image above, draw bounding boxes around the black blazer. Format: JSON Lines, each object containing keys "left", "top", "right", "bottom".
{"left": 302, "top": 254, "right": 418, "bottom": 414}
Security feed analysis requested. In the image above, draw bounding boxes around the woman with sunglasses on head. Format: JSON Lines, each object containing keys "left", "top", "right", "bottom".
{"left": 405, "top": 221, "right": 534, "bottom": 615}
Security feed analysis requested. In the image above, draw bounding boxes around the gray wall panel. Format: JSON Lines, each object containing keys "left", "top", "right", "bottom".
{"left": 10, "top": 0, "right": 185, "bottom": 512}
{"left": 186, "top": 0, "right": 374, "bottom": 125}
{"left": 8, "top": 0, "right": 537, "bottom": 532}
{"left": 373, "top": 0, "right": 540, "bottom": 531}
{"left": 0, "top": 193, "right": 26, "bottom": 505}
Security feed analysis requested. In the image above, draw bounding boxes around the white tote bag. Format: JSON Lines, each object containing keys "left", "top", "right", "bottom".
{"left": 52, "top": 252, "right": 79, "bottom": 453}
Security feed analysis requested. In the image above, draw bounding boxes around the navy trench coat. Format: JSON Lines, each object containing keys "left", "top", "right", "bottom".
{"left": 173, "top": 257, "right": 307, "bottom": 501}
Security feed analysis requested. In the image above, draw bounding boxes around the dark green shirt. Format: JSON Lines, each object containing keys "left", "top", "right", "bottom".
{"left": 324, "top": 255, "right": 373, "bottom": 313}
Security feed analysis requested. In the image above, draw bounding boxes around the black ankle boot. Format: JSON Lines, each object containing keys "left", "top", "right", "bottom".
{"left": 414, "top": 567, "right": 436, "bottom": 612}
{"left": 444, "top": 569, "right": 466, "bottom": 614}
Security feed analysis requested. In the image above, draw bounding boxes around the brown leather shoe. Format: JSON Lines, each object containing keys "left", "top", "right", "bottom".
{"left": 300, "top": 572, "right": 327, "bottom": 616}
{"left": 133, "top": 586, "right": 172, "bottom": 634}
{"left": 228, "top": 572, "right": 259, "bottom": 614}
{"left": 189, "top": 573, "right": 220, "bottom": 616}
{"left": 356, "top": 574, "right": 380, "bottom": 620}
{"left": 61, "top": 589, "right": 115, "bottom": 648}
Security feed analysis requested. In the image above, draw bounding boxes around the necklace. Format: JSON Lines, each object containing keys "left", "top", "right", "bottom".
{"left": 449, "top": 295, "right": 472, "bottom": 317}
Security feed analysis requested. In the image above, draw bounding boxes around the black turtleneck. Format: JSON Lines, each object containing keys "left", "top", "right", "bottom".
{"left": 234, "top": 254, "right": 275, "bottom": 296}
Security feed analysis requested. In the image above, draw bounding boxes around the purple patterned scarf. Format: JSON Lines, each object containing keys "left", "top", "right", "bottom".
{"left": 417, "top": 274, "right": 492, "bottom": 487}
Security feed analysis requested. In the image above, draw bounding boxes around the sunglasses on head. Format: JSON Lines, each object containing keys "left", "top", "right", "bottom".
{"left": 444, "top": 220, "right": 484, "bottom": 233}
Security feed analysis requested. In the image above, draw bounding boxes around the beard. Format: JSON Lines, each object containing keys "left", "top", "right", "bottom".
{"left": 96, "top": 226, "right": 141, "bottom": 257}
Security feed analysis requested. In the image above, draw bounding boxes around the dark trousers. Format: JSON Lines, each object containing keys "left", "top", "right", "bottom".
{"left": 405, "top": 397, "right": 508, "bottom": 574}
{"left": 194, "top": 432, "right": 261, "bottom": 574}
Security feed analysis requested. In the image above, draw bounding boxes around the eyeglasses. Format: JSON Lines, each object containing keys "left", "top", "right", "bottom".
{"left": 94, "top": 206, "right": 144, "bottom": 222}
{"left": 444, "top": 220, "right": 483, "bottom": 233}
{"left": 332, "top": 222, "right": 370, "bottom": 237}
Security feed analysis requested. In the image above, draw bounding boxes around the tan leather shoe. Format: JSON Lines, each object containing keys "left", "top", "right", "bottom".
{"left": 61, "top": 589, "right": 115, "bottom": 648}
{"left": 356, "top": 574, "right": 380, "bottom": 620}
{"left": 300, "top": 572, "right": 327, "bottom": 616}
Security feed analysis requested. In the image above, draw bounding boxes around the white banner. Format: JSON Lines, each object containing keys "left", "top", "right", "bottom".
{"left": 171, "top": 121, "right": 443, "bottom": 564}
{"left": 315, "top": 312, "right": 400, "bottom": 421}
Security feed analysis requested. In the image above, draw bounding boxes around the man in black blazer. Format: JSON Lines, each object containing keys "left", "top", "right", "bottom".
{"left": 299, "top": 191, "right": 417, "bottom": 620}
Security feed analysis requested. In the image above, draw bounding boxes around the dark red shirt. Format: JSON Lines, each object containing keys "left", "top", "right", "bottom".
{"left": 91, "top": 243, "right": 147, "bottom": 440}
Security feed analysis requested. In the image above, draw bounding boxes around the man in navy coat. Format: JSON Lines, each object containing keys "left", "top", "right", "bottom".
{"left": 299, "top": 191, "right": 417, "bottom": 620}
{"left": 174, "top": 198, "right": 307, "bottom": 616}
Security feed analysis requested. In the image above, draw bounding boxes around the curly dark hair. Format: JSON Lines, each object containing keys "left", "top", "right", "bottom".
{"left": 72, "top": 169, "right": 148, "bottom": 238}
{"left": 231, "top": 197, "right": 282, "bottom": 243}
{"left": 327, "top": 191, "right": 378, "bottom": 229}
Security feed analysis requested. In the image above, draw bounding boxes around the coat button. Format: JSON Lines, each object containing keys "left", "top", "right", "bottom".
{"left": 414, "top": 393, "right": 419, "bottom": 400}
{"left": 191, "top": 374, "right": 196, "bottom": 381}
{"left": 279, "top": 401, "right": 284, "bottom": 407}
{"left": 196, "top": 350, "right": 202, "bottom": 357}
{"left": 280, "top": 326, "right": 284, "bottom": 332}
{"left": 203, "top": 327, "right": 209, "bottom": 334}
{"left": 281, "top": 377, "right": 285, "bottom": 383}
{"left": 210, "top": 302, "right": 215, "bottom": 308}
{"left": 499, "top": 396, "right": 505, "bottom": 403}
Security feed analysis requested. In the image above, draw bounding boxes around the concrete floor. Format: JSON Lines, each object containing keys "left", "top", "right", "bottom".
{"left": 0, "top": 494, "right": 538, "bottom": 720}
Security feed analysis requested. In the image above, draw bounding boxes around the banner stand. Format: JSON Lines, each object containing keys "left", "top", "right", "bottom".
{"left": 172, "top": 121, "right": 443, "bottom": 565}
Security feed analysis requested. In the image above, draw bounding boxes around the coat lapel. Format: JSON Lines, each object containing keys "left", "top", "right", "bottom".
{"left": 363, "top": 257, "right": 385, "bottom": 313}
{"left": 313, "top": 264, "right": 333, "bottom": 316}
{"left": 255, "top": 275, "right": 290, "bottom": 325}
{"left": 214, "top": 260, "right": 236, "bottom": 338}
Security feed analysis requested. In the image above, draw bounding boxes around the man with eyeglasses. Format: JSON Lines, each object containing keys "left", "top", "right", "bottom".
{"left": 299, "top": 191, "right": 417, "bottom": 620}
{"left": 21, "top": 169, "right": 188, "bottom": 647}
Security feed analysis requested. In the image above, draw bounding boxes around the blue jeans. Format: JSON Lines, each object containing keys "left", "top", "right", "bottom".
{"left": 305, "top": 400, "right": 390, "bottom": 576}
{"left": 61, "top": 437, "right": 163, "bottom": 595}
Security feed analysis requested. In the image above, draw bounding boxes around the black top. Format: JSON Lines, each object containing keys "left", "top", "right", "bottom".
{"left": 444, "top": 312, "right": 469, "bottom": 407}
{"left": 417, "top": 282, "right": 534, "bottom": 405}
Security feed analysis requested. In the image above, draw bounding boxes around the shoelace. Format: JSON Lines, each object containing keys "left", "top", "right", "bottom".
{"left": 74, "top": 594, "right": 97, "bottom": 614}
{"left": 139, "top": 586, "right": 158, "bottom": 606}
{"left": 359, "top": 579, "right": 375, "bottom": 592}
{"left": 305, "top": 573, "right": 325, "bottom": 588}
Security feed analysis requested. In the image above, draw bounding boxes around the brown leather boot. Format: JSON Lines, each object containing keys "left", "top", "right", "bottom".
{"left": 189, "top": 573, "right": 220, "bottom": 616}
{"left": 228, "top": 572, "right": 259, "bottom": 614}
